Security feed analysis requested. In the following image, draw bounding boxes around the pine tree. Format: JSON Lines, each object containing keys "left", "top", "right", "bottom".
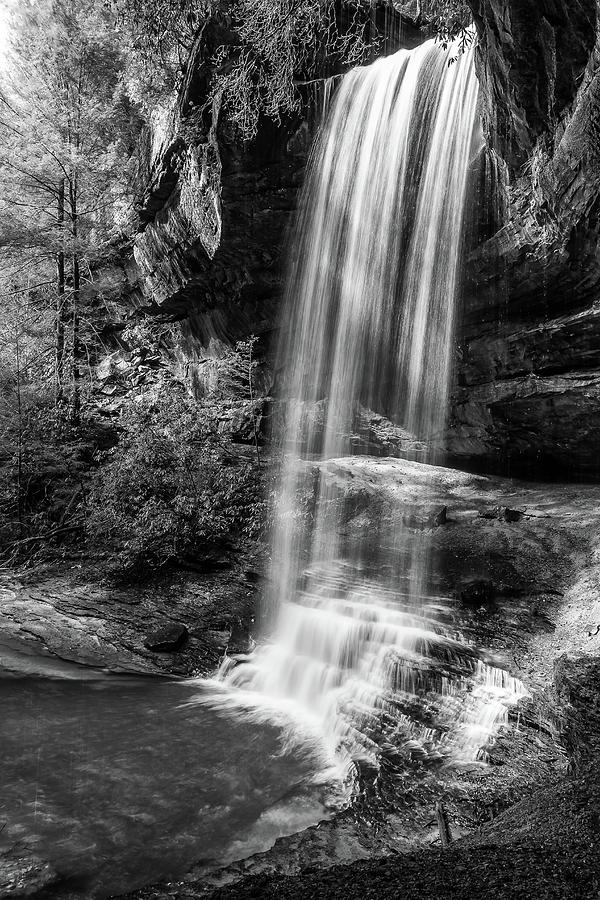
{"left": 0, "top": 0, "right": 141, "bottom": 419}
{"left": 0, "top": 0, "right": 142, "bottom": 551}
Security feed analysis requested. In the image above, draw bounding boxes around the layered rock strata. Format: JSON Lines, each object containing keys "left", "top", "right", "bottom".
{"left": 450, "top": 0, "right": 600, "bottom": 477}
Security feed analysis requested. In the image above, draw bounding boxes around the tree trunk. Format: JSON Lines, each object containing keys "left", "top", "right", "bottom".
{"left": 56, "top": 177, "right": 66, "bottom": 403}
{"left": 436, "top": 801, "right": 453, "bottom": 848}
{"left": 14, "top": 313, "right": 24, "bottom": 538}
{"left": 71, "top": 188, "right": 81, "bottom": 426}
{"left": 71, "top": 250, "right": 81, "bottom": 425}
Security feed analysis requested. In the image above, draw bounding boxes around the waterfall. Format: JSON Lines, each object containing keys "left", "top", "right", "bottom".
{"left": 205, "top": 37, "right": 525, "bottom": 782}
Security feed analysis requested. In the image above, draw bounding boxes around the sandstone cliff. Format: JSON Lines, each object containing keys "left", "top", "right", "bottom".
{"left": 125, "top": 4, "right": 417, "bottom": 355}
{"left": 450, "top": 0, "right": 600, "bottom": 478}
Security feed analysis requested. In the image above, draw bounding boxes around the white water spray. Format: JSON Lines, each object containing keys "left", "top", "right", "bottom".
{"left": 206, "top": 37, "right": 525, "bottom": 780}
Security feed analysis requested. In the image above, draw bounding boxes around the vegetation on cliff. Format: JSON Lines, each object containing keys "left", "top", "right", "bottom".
{"left": 87, "top": 382, "right": 267, "bottom": 572}
{"left": 115, "top": 0, "right": 472, "bottom": 137}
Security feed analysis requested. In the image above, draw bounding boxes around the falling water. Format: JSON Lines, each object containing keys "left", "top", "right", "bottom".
{"left": 211, "top": 37, "right": 525, "bottom": 780}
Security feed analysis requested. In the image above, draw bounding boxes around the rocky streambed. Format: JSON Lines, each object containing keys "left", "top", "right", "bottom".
{"left": 3, "top": 458, "right": 600, "bottom": 898}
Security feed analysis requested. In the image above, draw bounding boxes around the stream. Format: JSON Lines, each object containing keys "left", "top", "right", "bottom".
{"left": 0, "top": 662, "right": 333, "bottom": 898}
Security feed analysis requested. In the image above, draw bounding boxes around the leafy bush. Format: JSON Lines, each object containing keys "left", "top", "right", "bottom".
{"left": 87, "top": 387, "right": 266, "bottom": 571}
{"left": 427, "top": 1, "right": 473, "bottom": 48}
{"left": 116, "top": 0, "right": 475, "bottom": 137}
{"left": 0, "top": 388, "right": 92, "bottom": 558}
{"left": 115, "top": 0, "right": 373, "bottom": 138}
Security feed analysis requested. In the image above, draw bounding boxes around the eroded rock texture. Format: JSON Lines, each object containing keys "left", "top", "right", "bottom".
{"left": 469, "top": 0, "right": 597, "bottom": 169}
{"left": 450, "top": 0, "right": 600, "bottom": 478}
{"left": 129, "top": 20, "right": 304, "bottom": 349}
{"left": 128, "top": 4, "right": 419, "bottom": 354}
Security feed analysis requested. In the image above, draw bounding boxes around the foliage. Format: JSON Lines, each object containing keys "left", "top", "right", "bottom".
{"left": 0, "top": 0, "right": 142, "bottom": 424}
{"left": 204, "top": 336, "right": 263, "bottom": 463}
{"left": 87, "top": 386, "right": 266, "bottom": 572}
{"left": 0, "top": 0, "right": 140, "bottom": 257}
{"left": 110, "top": 0, "right": 207, "bottom": 109}
{"left": 0, "top": 322, "right": 270, "bottom": 568}
{"left": 113, "top": 0, "right": 475, "bottom": 137}
{"left": 0, "top": 287, "right": 60, "bottom": 552}
{"left": 211, "top": 1, "right": 372, "bottom": 139}
{"left": 0, "top": 391, "right": 90, "bottom": 557}
{"left": 423, "top": 0, "right": 474, "bottom": 53}
{"left": 113, "top": 0, "right": 374, "bottom": 139}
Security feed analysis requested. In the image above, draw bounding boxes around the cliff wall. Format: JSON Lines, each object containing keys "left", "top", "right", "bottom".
{"left": 120, "top": 1, "right": 600, "bottom": 480}
{"left": 449, "top": 0, "right": 600, "bottom": 477}
{"left": 125, "top": 4, "right": 420, "bottom": 355}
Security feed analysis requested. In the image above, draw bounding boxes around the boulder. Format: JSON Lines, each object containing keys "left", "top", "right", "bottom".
{"left": 144, "top": 623, "right": 189, "bottom": 652}
{"left": 402, "top": 505, "right": 448, "bottom": 530}
{"left": 499, "top": 506, "right": 524, "bottom": 523}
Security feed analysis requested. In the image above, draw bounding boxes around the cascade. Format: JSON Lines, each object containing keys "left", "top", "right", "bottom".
{"left": 204, "top": 37, "right": 525, "bottom": 780}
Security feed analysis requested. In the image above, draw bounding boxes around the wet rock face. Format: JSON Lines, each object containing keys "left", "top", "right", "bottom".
{"left": 553, "top": 655, "right": 600, "bottom": 769}
{"left": 126, "top": 6, "right": 423, "bottom": 353}
{"left": 133, "top": 115, "right": 306, "bottom": 348}
{"left": 0, "top": 567, "right": 259, "bottom": 677}
{"left": 128, "top": 16, "right": 309, "bottom": 348}
{"left": 449, "top": 0, "right": 600, "bottom": 478}
{"left": 468, "top": 0, "right": 597, "bottom": 169}
{"left": 449, "top": 366, "right": 600, "bottom": 479}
